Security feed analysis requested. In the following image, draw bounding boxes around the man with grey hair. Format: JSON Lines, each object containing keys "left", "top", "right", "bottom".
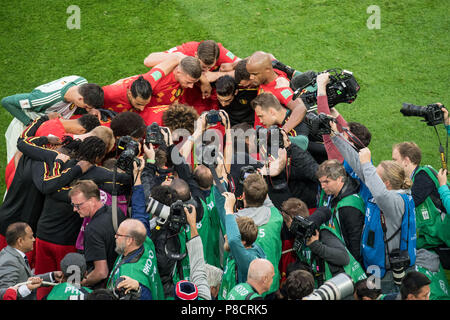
{"left": 226, "top": 258, "right": 274, "bottom": 300}
{"left": 316, "top": 159, "right": 365, "bottom": 264}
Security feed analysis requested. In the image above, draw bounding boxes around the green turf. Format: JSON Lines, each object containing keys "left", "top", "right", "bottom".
{"left": 0, "top": 0, "right": 448, "bottom": 199}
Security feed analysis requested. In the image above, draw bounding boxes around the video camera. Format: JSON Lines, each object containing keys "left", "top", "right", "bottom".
{"left": 289, "top": 215, "right": 317, "bottom": 252}
{"left": 116, "top": 136, "right": 141, "bottom": 175}
{"left": 400, "top": 103, "right": 445, "bottom": 126}
{"left": 146, "top": 122, "right": 169, "bottom": 146}
{"left": 291, "top": 69, "right": 360, "bottom": 109}
{"left": 304, "top": 112, "right": 337, "bottom": 141}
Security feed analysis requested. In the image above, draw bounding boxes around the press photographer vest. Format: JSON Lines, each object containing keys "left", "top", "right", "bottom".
{"left": 46, "top": 283, "right": 92, "bottom": 300}
{"left": 413, "top": 166, "right": 450, "bottom": 249}
{"left": 107, "top": 237, "right": 165, "bottom": 300}
{"left": 218, "top": 255, "right": 236, "bottom": 300}
{"left": 318, "top": 191, "right": 365, "bottom": 239}
{"left": 415, "top": 264, "right": 450, "bottom": 300}
{"left": 226, "top": 282, "right": 262, "bottom": 300}
{"left": 296, "top": 225, "right": 367, "bottom": 285}
{"left": 254, "top": 206, "right": 283, "bottom": 295}
{"left": 361, "top": 193, "right": 416, "bottom": 278}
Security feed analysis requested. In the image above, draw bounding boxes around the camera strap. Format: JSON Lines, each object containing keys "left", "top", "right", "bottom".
{"left": 207, "top": 163, "right": 227, "bottom": 194}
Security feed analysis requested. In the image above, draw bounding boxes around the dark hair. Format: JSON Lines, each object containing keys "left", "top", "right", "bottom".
{"left": 234, "top": 59, "right": 250, "bottom": 84}
{"left": 79, "top": 83, "right": 104, "bottom": 108}
{"left": 170, "top": 178, "right": 191, "bottom": 202}
{"left": 316, "top": 159, "right": 347, "bottom": 182}
{"left": 400, "top": 271, "right": 431, "bottom": 299}
{"left": 283, "top": 269, "right": 315, "bottom": 300}
{"left": 5, "top": 222, "right": 29, "bottom": 246}
{"left": 250, "top": 92, "right": 283, "bottom": 111}
{"left": 180, "top": 56, "right": 202, "bottom": 79}
{"left": 216, "top": 75, "right": 236, "bottom": 97}
{"left": 77, "top": 114, "right": 101, "bottom": 132}
{"left": 74, "top": 136, "right": 107, "bottom": 164}
{"left": 162, "top": 103, "right": 199, "bottom": 135}
{"left": 150, "top": 185, "right": 179, "bottom": 206}
{"left": 243, "top": 173, "right": 268, "bottom": 207}
{"left": 348, "top": 122, "right": 371, "bottom": 150}
{"left": 131, "top": 75, "right": 152, "bottom": 100}
{"left": 197, "top": 40, "right": 220, "bottom": 66}
{"left": 281, "top": 198, "right": 309, "bottom": 218}
{"left": 354, "top": 279, "right": 382, "bottom": 300}
{"left": 110, "top": 112, "right": 146, "bottom": 138}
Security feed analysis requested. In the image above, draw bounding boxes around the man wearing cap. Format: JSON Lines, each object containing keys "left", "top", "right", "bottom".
{"left": 46, "top": 252, "right": 92, "bottom": 300}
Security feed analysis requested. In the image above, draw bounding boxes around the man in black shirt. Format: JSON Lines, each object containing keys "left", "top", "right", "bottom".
{"left": 69, "top": 180, "right": 126, "bottom": 289}
{"left": 216, "top": 75, "right": 257, "bottom": 127}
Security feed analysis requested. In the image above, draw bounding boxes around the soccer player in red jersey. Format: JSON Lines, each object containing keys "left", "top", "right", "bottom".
{"left": 246, "top": 51, "right": 307, "bottom": 133}
{"left": 144, "top": 40, "right": 240, "bottom": 112}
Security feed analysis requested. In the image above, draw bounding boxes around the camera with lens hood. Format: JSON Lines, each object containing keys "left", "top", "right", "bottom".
{"left": 116, "top": 136, "right": 141, "bottom": 175}
{"left": 400, "top": 103, "right": 444, "bottom": 126}
{"left": 303, "top": 273, "right": 354, "bottom": 300}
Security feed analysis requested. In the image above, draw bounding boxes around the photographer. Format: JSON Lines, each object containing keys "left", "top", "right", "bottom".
{"left": 316, "top": 159, "right": 365, "bottom": 264}
{"left": 251, "top": 92, "right": 309, "bottom": 150}
{"left": 214, "top": 192, "right": 265, "bottom": 300}
{"left": 106, "top": 158, "right": 165, "bottom": 300}
{"left": 282, "top": 204, "right": 366, "bottom": 286}
{"left": 332, "top": 132, "right": 417, "bottom": 294}
{"left": 392, "top": 141, "right": 450, "bottom": 250}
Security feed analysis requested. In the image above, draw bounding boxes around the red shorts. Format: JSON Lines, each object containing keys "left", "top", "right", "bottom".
{"left": 34, "top": 238, "right": 76, "bottom": 300}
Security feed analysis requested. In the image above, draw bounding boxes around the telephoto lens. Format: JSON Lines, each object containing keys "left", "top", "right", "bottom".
{"left": 303, "top": 273, "right": 354, "bottom": 300}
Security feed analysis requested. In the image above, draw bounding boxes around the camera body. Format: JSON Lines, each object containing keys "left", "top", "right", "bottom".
{"left": 400, "top": 103, "right": 444, "bottom": 126}
{"left": 389, "top": 249, "right": 410, "bottom": 285}
{"left": 146, "top": 122, "right": 165, "bottom": 145}
{"left": 116, "top": 136, "right": 141, "bottom": 175}
{"left": 289, "top": 215, "right": 317, "bottom": 252}
{"left": 255, "top": 125, "right": 285, "bottom": 157}
{"left": 147, "top": 197, "right": 192, "bottom": 234}
{"left": 113, "top": 276, "right": 141, "bottom": 300}
{"left": 304, "top": 112, "right": 337, "bottom": 141}
{"left": 239, "top": 165, "right": 257, "bottom": 184}
{"left": 291, "top": 69, "right": 360, "bottom": 109}
{"left": 206, "top": 109, "right": 221, "bottom": 125}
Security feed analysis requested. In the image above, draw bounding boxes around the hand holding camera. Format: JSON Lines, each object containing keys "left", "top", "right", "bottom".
{"left": 306, "top": 230, "right": 320, "bottom": 246}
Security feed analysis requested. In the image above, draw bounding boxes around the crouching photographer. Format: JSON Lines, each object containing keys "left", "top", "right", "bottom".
{"left": 282, "top": 201, "right": 367, "bottom": 292}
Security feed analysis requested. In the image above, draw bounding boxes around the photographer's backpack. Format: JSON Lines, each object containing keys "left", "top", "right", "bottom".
{"left": 361, "top": 193, "right": 416, "bottom": 278}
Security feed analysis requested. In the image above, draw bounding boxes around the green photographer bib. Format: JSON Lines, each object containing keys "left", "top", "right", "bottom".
{"left": 413, "top": 166, "right": 450, "bottom": 249}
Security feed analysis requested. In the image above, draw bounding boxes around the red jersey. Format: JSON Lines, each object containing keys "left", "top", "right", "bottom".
{"left": 102, "top": 67, "right": 166, "bottom": 112}
{"left": 254, "top": 72, "right": 294, "bottom": 128}
{"left": 166, "top": 41, "right": 238, "bottom": 71}
{"left": 148, "top": 70, "right": 184, "bottom": 108}
{"left": 35, "top": 118, "right": 72, "bottom": 140}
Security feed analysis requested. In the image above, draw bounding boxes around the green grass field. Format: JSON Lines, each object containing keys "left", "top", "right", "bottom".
{"left": 0, "top": 0, "right": 448, "bottom": 194}
{"left": 0, "top": 0, "right": 449, "bottom": 295}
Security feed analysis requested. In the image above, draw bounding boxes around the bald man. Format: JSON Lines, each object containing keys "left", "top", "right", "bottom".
{"left": 106, "top": 218, "right": 164, "bottom": 300}
{"left": 246, "top": 51, "right": 307, "bottom": 135}
{"left": 226, "top": 258, "right": 275, "bottom": 300}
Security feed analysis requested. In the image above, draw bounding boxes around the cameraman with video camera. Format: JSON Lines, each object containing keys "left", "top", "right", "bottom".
{"left": 282, "top": 200, "right": 366, "bottom": 289}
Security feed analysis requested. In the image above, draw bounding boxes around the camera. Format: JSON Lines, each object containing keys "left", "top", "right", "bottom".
{"left": 400, "top": 103, "right": 444, "bottom": 126}
{"left": 205, "top": 109, "right": 221, "bottom": 125}
{"left": 146, "top": 197, "right": 191, "bottom": 233}
{"left": 389, "top": 249, "right": 410, "bottom": 286}
{"left": 289, "top": 215, "right": 317, "bottom": 252}
{"left": 291, "top": 69, "right": 360, "bottom": 109}
{"left": 113, "top": 276, "right": 141, "bottom": 300}
{"left": 303, "top": 272, "right": 354, "bottom": 300}
{"left": 304, "top": 112, "right": 337, "bottom": 141}
{"left": 239, "top": 165, "right": 257, "bottom": 184}
{"left": 255, "top": 125, "right": 285, "bottom": 157}
{"left": 116, "top": 136, "right": 141, "bottom": 175}
{"left": 146, "top": 122, "right": 166, "bottom": 145}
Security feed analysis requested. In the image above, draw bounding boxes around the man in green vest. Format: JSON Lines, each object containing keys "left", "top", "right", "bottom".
{"left": 46, "top": 252, "right": 92, "bottom": 300}
{"left": 106, "top": 159, "right": 165, "bottom": 300}
{"left": 316, "top": 159, "right": 365, "bottom": 265}
{"left": 227, "top": 258, "right": 274, "bottom": 300}
{"left": 234, "top": 173, "right": 283, "bottom": 297}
